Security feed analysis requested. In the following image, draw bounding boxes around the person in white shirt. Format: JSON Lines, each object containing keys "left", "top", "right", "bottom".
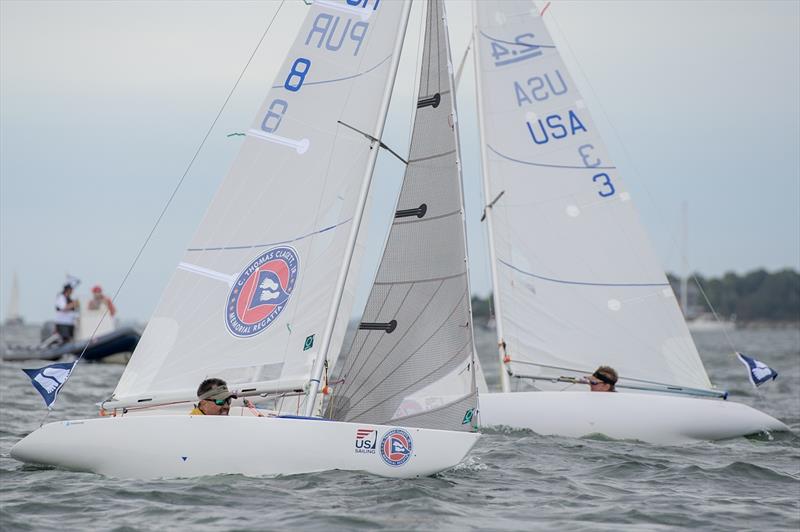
{"left": 54, "top": 284, "right": 79, "bottom": 342}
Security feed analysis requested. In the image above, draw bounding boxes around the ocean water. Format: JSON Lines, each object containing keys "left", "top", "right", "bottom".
{"left": 0, "top": 325, "right": 798, "bottom": 531}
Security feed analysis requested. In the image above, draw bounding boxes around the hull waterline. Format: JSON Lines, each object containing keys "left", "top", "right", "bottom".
{"left": 11, "top": 415, "right": 479, "bottom": 479}
{"left": 478, "top": 391, "right": 789, "bottom": 445}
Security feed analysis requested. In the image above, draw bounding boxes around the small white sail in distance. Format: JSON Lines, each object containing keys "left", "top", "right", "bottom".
{"left": 5, "top": 272, "right": 23, "bottom": 324}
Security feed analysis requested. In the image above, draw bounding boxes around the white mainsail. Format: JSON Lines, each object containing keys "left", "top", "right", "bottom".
{"left": 473, "top": 0, "right": 711, "bottom": 391}
{"left": 113, "top": 0, "right": 412, "bottom": 406}
{"left": 328, "top": 0, "right": 478, "bottom": 431}
{"left": 5, "top": 272, "right": 23, "bottom": 324}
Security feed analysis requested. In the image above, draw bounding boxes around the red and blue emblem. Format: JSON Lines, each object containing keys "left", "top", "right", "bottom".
{"left": 379, "top": 428, "right": 413, "bottom": 467}
{"left": 226, "top": 246, "right": 299, "bottom": 338}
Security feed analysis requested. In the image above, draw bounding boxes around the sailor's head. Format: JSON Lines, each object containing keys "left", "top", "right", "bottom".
{"left": 589, "top": 365, "right": 618, "bottom": 392}
{"left": 62, "top": 284, "right": 73, "bottom": 295}
{"left": 197, "top": 378, "right": 236, "bottom": 415}
{"left": 92, "top": 285, "right": 104, "bottom": 298}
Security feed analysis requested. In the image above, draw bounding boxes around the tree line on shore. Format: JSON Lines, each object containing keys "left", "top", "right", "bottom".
{"left": 471, "top": 268, "right": 799, "bottom": 323}
{"left": 667, "top": 268, "right": 799, "bottom": 322}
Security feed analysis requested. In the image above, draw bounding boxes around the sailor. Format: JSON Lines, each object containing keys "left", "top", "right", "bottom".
{"left": 54, "top": 284, "right": 79, "bottom": 342}
{"left": 190, "top": 378, "right": 236, "bottom": 415}
{"left": 585, "top": 365, "right": 618, "bottom": 392}
{"left": 88, "top": 285, "right": 116, "bottom": 317}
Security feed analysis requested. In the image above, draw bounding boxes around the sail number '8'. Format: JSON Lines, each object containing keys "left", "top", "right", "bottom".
{"left": 258, "top": 1, "right": 378, "bottom": 137}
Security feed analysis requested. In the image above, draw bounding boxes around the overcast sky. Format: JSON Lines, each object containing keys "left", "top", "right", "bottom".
{"left": 1, "top": 0, "right": 798, "bottom": 323}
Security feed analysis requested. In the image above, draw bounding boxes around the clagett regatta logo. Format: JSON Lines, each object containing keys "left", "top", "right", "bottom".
{"left": 380, "top": 428, "right": 413, "bottom": 467}
{"left": 226, "top": 246, "right": 299, "bottom": 338}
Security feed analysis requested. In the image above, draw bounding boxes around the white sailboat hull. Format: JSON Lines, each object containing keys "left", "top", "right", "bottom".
{"left": 478, "top": 391, "right": 789, "bottom": 445}
{"left": 11, "top": 415, "right": 479, "bottom": 479}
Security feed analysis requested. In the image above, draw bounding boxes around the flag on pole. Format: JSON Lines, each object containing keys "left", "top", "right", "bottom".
{"left": 736, "top": 352, "right": 778, "bottom": 387}
{"left": 22, "top": 361, "right": 76, "bottom": 408}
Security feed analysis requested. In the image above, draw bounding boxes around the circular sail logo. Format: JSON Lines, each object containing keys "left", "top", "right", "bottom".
{"left": 380, "top": 428, "right": 413, "bottom": 467}
{"left": 226, "top": 246, "right": 299, "bottom": 338}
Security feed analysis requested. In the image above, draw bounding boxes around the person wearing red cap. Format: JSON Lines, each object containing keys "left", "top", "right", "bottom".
{"left": 88, "top": 285, "right": 116, "bottom": 317}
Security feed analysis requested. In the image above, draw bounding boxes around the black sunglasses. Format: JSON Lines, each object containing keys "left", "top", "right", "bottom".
{"left": 207, "top": 398, "right": 231, "bottom": 406}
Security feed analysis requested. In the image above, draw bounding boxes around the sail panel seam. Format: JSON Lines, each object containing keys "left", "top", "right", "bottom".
{"left": 373, "top": 271, "right": 465, "bottom": 286}
{"left": 186, "top": 218, "right": 351, "bottom": 252}
{"left": 488, "top": 145, "right": 616, "bottom": 170}
{"left": 270, "top": 54, "right": 392, "bottom": 89}
{"left": 407, "top": 148, "right": 456, "bottom": 163}
{"left": 499, "top": 259, "right": 669, "bottom": 287}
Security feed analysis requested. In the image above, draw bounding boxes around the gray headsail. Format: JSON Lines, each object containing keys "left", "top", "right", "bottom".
{"left": 327, "top": 0, "right": 478, "bottom": 432}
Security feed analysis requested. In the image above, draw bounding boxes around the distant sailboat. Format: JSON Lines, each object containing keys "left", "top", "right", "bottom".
{"left": 678, "top": 203, "right": 736, "bottom": 332}
{"left": 4, "top": 272, "right": 24, "bottom": 326}
{"left": 12, "top": 0, "right": 479, "bottom": 479}
{"left": 471, "top": 0, "right": 787, "bottom": 443}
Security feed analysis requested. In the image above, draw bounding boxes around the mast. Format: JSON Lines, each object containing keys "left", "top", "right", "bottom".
{"left": 7, "top": 272, "right": 21, "bottom": 323}
{"left": 443, "top": 0, "right": 478, "bottom": 396}
{"left": 472, "top": 0, "right": 511, "bottom": 393}
{"left": 304, "top": 0, "right": 413, "bottom": 416}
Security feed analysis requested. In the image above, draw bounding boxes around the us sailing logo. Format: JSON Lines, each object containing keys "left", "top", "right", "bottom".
{"left": 355, "top": 428, "right": 378, "bottom": 454}
{"left": 379, "top": 428, "right": 413, "bottom": 467}
{"left": 226, "top": 246, "right": 299, "bottom": 338}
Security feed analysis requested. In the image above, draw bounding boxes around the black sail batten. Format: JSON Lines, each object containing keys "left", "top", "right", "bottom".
{"left": 395, "top": 203, "right": 427, "bottom": 219}
{"left": 417, "top": 93, "right": 441, "bottom": 108}
{"left": 358, "top": 320, "right": 397, "bottom": 334}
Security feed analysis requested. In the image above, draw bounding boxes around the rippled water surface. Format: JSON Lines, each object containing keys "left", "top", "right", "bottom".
{"left": 1, "top": 326, "right": 798, "bottom": 531}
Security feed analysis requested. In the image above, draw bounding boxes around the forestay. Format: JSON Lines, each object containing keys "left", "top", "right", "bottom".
{"left": 474, "top": 1, "right": 711, "bottom": 390}
{"left": 328, "top": 0, "right": 478, "bottom": 431}
{"left": 112, "top": 0, "right": 409, "bottom": 406}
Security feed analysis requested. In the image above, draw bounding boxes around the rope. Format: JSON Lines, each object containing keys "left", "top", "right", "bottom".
{"left": 508, "top": 358, "right": 724, "bottom": 395}
{"left": 43, "top": 1, "right": 287, "bottom": 414}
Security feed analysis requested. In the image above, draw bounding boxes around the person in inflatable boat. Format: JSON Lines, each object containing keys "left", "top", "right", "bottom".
{"left": 190, "top": 378, "right": 236, "bottom": 415}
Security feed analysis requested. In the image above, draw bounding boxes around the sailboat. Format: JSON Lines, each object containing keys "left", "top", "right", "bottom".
{"left": 3, "top": 272, "right": 24, "bottom": 326}
{"left": 471, "top": 0, "right": 788, "bottom": 444}
{"left": 678, "top": 204, "right": 736, "bottom": 332}
{"left": 11, "top": 0, "right": 480, "bottom": 479}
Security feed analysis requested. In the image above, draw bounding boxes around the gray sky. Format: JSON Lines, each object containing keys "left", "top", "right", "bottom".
{"left": 1, "top": 0, "right": 798, "bottom": 323}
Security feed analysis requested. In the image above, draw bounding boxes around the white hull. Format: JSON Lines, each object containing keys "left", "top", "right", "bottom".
{"left": 478, "top": 391, "right": 789, "bottom": 445}
{"left": 10, "top": 415, "right": 479, "bottom": 479}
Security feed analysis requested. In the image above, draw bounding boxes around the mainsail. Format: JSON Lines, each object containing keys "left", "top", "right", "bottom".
{"left": 5, "top": 272, "right": 22, "bottom": 324}
{"left": 328, "top": 0, "right": 478, "bottom": 431}
{"left": 112, "top": 0, "right": 412, "bottom": 406}
{"left": 473, "top": 1, "right": 711, "bottom": 391}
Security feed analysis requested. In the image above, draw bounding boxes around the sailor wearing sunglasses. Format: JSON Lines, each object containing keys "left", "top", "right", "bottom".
{"left": 583, "top": 366, "right": 618, "bottom": 392}
{"left": 190, "top": 378, "right": 236, "bottom": 415}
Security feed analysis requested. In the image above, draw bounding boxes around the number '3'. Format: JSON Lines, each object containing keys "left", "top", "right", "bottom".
{"left": 592, "top": 173, "right": 615, "bottom": 197}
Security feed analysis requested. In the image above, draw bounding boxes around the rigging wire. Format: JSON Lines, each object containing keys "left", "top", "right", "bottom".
{"left": 42, "top": 1, "right": 288, "bottom": 418}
